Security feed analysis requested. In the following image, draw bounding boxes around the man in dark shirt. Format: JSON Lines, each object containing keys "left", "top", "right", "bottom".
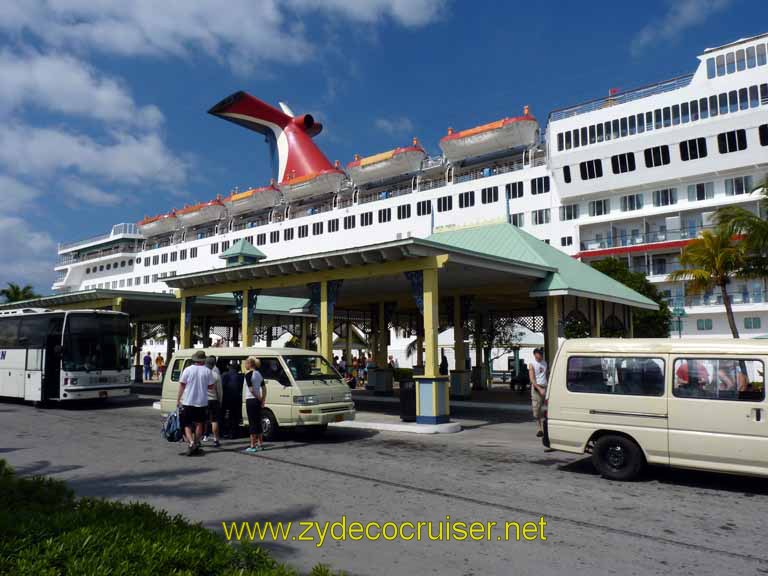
{"left": 221, "top": 361, "right": 244, "bottom": 438}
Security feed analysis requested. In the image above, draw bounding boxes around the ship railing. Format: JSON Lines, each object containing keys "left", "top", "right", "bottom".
{"left": 58, "top": 223, "right": 142, "bottom": 251}
{"left": 56, "top": 243, "right": 140, "bottom": 265}
{"left": 359, "top": 185, "right": 413, "bottom": 205}
{"left": 290, "top": 203, "right": 334, "bottom": 220}
{"left": 579, "top": 225, "right": 714, "bottom": 251}
{"left": 665, "top": 290, "right": 765, "bottom": 308}
{"left": 232, "top": 217, "right": 269, "bottom": 232}
{"left": 549, "top": 73, "right": 695, "bottom": 122}
{"left": 419, "top": 177, "right": 446, "bottom": 192}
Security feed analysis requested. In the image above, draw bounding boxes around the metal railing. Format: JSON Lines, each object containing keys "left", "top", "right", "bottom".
{"left": 580, "top": 225, "right": 714, "bottom": 251}
{"left": 56, "top": 244, "right": 140, "bottom": 265}
{"left": 58, "top": 222, "right": 142, "bottom": 251}
{"left": 665, "top": 290, "right": 765, "bottom": 308}
{"left": 549, "top": 73, "right": 695, "bottom": 122}
{"left": 359, "top": 185, "right": 413, "bottom": 205}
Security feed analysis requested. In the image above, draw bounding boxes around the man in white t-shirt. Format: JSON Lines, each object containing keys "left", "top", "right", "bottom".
{"left": 176, "top": 350, "right": 215, "bottom": 456}
{"left": 528, "top": 347, "right": 548, "bottom": 438}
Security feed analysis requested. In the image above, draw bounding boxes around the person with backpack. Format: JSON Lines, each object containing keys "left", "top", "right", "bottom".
{"left": 176, "top": 350, "right": 214, "bottom": 456}
{"left": 243, "top": 356, "right": 267, "bottom": 453}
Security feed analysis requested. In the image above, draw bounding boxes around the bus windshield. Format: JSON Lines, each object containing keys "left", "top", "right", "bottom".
{"left": 63, "top": 314, "right": 131, "bottom": 372}
{"left": 283, "top": 355, "right": 343, "bottom": 383}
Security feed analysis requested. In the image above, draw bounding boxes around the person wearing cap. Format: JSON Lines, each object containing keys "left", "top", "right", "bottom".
{"left": 529, "top": 347, "right": 548, "bottom": 438}
{"left": 176, "top": 349, "right": 215, "bottom": 456}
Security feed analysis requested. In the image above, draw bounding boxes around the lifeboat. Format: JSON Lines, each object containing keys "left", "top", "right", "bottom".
{"left": 223, "top": 183, "right": 282, "bottom": 216}
{"left": 137, "top": 211, "right": 177, "bottom": 236}
{"left": 346, "top": 138, "right": 427, "bottom": 185}
{"left": 439, "top": 107, "right": 539, "bottom": 162}
{"left": 280, "top": 167, "right": 345, "bottom": 203}
{"left": 175, "top": 198, "right": 226, "bottom": 227}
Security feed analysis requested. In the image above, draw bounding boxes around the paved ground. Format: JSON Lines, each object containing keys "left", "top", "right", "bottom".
{"left": 4, "top": 396, "right": 768, "bottom": 576}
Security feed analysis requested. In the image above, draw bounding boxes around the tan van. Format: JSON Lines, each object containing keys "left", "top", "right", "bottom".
{"left": 161, "top": 347, "right": 355, "bottom": 440}
{"left": 544, "top": 338, "right": 768, "bottom": 480}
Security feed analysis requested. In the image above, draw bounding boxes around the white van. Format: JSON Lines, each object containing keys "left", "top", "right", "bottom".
{"left": 544, "top": 339, "right": 768, "bottom": 480}
{"left": 161, "top": 347, "right": 355, "bottom": 440}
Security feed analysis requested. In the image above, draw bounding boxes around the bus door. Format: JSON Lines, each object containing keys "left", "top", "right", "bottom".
{"left": 42, "top": 317, "right": 63, "bottom": 400}
{"left": 23, "top": 348, "right": 43, "bottom": 402}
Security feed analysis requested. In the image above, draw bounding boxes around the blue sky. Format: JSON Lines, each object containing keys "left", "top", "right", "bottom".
{"left": 0, "top": 0, "right": 763, "bottom": 291}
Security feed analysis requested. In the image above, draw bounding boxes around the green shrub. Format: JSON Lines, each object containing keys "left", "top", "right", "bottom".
{"left": 0, "top": 460, "right": 341, "bottom": 576}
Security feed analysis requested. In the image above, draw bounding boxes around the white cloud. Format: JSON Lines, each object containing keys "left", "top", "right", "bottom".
{"left": 375, "top": 116, "right": 415, "bottom": 136}
{"left": 631, "top": 0, "right": 733, "bottom": 55}
{"left": 60, "top": 178, "right": 122, "bottom": 207}
{"left": 286, "top": 0, "right": 447, "bottom": 27}
{"left": 0, "top": 215, "right": 57, "bottom": 291}
{"left": 0, "top": 175, "right": 42, "bottom": 212}
{"left": 0, "top": 50, "right": 162, "bottom": 128}
{"left": 0, "top": 124, "right": 187, "bottom": 186}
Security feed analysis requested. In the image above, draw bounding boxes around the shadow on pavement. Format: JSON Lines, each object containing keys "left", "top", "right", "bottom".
{"left": 14, "top": 460, "right": 85, "bottom": 477}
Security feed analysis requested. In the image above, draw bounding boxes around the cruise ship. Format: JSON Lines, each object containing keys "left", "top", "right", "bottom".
{"left": 53, "top": 32, "right": 768, "bottom": 339}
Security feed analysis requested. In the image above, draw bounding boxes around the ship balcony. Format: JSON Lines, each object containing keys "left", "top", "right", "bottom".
{"left": 664, "top": 290, "right": 765, "bottom": 310}
{"left": 58, "top": 223, "right": 143, "bottom": 253}
{"left": 579, "top": 225, "right": 714, "bottom": 254}
{"left": 55, "top": 244, "right": 140, "bottom": 267}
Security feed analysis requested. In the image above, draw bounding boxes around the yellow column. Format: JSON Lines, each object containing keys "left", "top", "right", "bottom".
{"left": 179, "top": 296, "right": 191, "bottom": 349}
{"left": 111, "top": 297, "right": 124, "bottom": 312}
{"left": 241, "top": 288, "right": 251, "bottom": 348}
{"left": 300, "top": 317, "right": 308, "bottom": 349}
{"left": 627, "top": 308, "right": 634, "bottom": 338}
{"left": 545, "top": 296, "right": 560, "bottom": 363}
{"left": 319, "top": 280, "right": 333, "bottom": 361}
{"left": 422, "top": 268, "right": 439, "bottom": 378}
{"left": 593, "top": 300, "right": 603, "bottom": 337}
{"left": 453, "top": 295, "right": 465, "bottom": 371}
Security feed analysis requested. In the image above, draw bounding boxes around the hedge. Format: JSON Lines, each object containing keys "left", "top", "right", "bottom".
{"left": 0, "top": 460, "right": 339, "bottom": 575}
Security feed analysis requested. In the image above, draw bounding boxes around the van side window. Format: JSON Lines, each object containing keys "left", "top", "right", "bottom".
{"left": 567, "top": 356, "right": 665, "bottom": 396}
{"left": 257, "top": 357, "right": 290, "bottom": 385}
{"left": 171, "top": 359, "right": 191, "bottom": 382}
{"left": 673, "top": 358, "right": 765, "bottom": 401}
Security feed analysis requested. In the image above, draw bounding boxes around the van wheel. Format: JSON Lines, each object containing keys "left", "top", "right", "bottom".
{"left": 260, "top": 410, "right": 279, "bottom": 441}
{"left": 592, "top": 435, "right": 644, "bottom": 481}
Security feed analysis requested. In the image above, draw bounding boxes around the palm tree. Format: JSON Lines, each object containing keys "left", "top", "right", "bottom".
{"left": 0, "top": 282, "right": 40, "bottom": 303}
{"left": 714, "top": 180, "right": 768, "bottom": 277}
{"left": 669, "top": 229, "right": 746, "bottom": 338}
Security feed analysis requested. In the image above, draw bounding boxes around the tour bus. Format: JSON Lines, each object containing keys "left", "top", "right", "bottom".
{"left": 544, "top": 338, "right": 768, "bottom": 481}
{"left": 0, "top": 308, "right": 132, "bottom": 403}
{"left": 160, "top": 347, "right": 355, "bottom": 440}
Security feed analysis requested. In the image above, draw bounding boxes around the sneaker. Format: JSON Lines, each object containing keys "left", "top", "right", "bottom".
{"left": 202, "top": 435, "right": 210, "bottom": 443}
{"left": 186, "top": 444, "right": 196, "bottom": 456}
{"left": 213, "top": 440, "right": 221, "bottom": 448}
{"left": 536, "top": 430, "right": 544, "bottom": 438}
{"left": 244, "top": 447, "right": 258, "bottom": 453}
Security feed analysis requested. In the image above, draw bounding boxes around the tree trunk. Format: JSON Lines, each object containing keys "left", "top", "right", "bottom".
{"left": 720, "top": 283, "right": 740, "bottom": 338}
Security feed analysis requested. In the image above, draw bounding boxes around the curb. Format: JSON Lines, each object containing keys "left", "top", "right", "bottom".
{"left": 330, "top": 420, "right": 462, "bottom": 434}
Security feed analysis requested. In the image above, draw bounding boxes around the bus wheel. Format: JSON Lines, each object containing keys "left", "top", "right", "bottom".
{"left": 260, "top": 410, "right": 279, "bottom": 442}
{"left": 592, "top": 434, "right": 644, "bottom": 481}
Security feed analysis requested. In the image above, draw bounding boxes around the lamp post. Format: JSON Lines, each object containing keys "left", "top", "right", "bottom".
{"left": 672, "top": 306, "right": 686, "bottom": 339}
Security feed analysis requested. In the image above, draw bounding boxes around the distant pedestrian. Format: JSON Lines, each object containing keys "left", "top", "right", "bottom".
{"left": 176, "top": 350, "right": 214, "bottom": 456}
{"left": 221, "top": 361, "right": 244, "bottom": 438}
{"left": 243, "top": 356, "right": 267, "bottom": 452}
{"left": 143, "top": 351, "right": 152, "bottom": 381}
{"left": 439, "top": 349, "right": 449, "bottom": 375}
{"left": 155, "top": 353, "right": 165, "bottom": 380}
{"left": 529, "top": 348, "right": 548, "bottom": 438}
{"left": 203, "top": 356, "right": 223, "bottom": 447}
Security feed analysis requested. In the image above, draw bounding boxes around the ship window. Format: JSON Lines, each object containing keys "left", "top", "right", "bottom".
{"left": 671, "top": 104, "right": 680, "bottom": 125}
{"left": 725, "top": 175, "right": 753, "bottom": 196}
{"left": 653, "top": 188, "right": 678, "bottom": 207}
{"left": 565, "top": 131, "right": 572, "bottom": 149}
{"left": 144, "top": 275, "right": 150, "bottom": 284}
{"left": 152, "top": 255, "right": 159, "bottom": 265}
{"left": 580, "top": 127, "right": 588, "bottom": 146}
{"left": 458, "top": 191, "right": 475, "bottom": 209}
{"left": 662, "top": 107, "right": 671, "bottom": 127}
{"left": 620, "top": 117, "right": 628, "bottom": 137}
{"left": 328, "top": 219, "right": 339, "bottom": 233}
{"left": 654, "top": 109, "right": 662, "bottom": 130}
{"left": 690, "top": 99, "right": 699, "bottom": 121}
{"left": 561, "top": 236, "right": 573, "bottom": 247}
{"left": 559, "top": 204, "right": 579, "bottom": 221}
{"left": 706, "top": 57, "right": 716, "bottom": 78}
{"left": 610, "top": 153, "right": 636, "bottom": 174}
{"left": 716, "top": 54, "right": 725, "bottom": 76}
{"left": 718, "top": 92, "right": 728, "bottom": 115}
{"left": 760, "top": 124, "right": 768, "bottom": 147}
{"left": 397, "top": 204, "right": 411, "bottom": 220}
{"left": 144, "top": 257, "right": 150, "bottom": 266}
{"left": 531, "top": 176, "right": 550, "bottom": 194}
{"left": 726, "top": 52, "right": 735, "bottom": 74}
{"left": 135, "top": 277, "right": 141, "bottom": 286}
{"left": 604, "top": 121, "right": 612, "bottom": 140}
{"left": 298, "top": 225, "right": 308, "bottom": 238}
{"left": 360, "top": 212, "right": 374, "bottom": 227}
{"left": 573, "top": 128, "right": 580, "bottom": 148}
{"left": 283, "top": 228, "right": 294, "bottom": 241}
{"left": 620, "top": 193, "right": 643, "bottom": 212}
{"left": 628, "top": 116, "right": 636, "bottom": 135}
{"left": 343, "top": 215, "right": 356, "bottom": 229}
{"left": 270, "top": 230, "right": 279, "bottom": 243}
{"left": 637, "top": 113, "right": 644, "bottom": 133}
{"left": 312, "top": 222, "right": 323, "bottom": 235}
{"left": 481, "top": 186, "right": 499, "bottom": 204}
{"left": 682, "top": 102, "right": 690, "bottom": 123}
{"left": 222, "top": 240, "right": 230, "bottom": 251}
{"left": 416, "top": 200, "right": 432, "bottom": 216}
{"left": 717, "top": 129, "right": 747, "bottom": 154}
{"left": 645, "top": 111, "right": 653, "bottom": 131}
{"left": 161, "top": 253, "right": 168, "bottom": 263}
{"left": 750, "top": 85, "right": 759, "bottom": 108}
{"left": 687, "top": 182, "right": 714, "bottom": 201}
{"left": 437, "top": 195, "right": 453, "bottom": 212}
{"left": 643, "top": 145, "right": 670, "bottom": 168}
{"left": 378, "top": 208, "right": 392, "bottom": 223}
{"left": 758, "top": 44, "right": 767, "bottom": 66}
{"left": 179, "top": 249, "right": 187, "bottom": 260}
{"left": 563, "top": 166, "right": 571, "bottom": 184}
{"left": 190, "top": 247, "right": 197, "bottom": 258}
{"left": 579, "top": 159, "right": 603, "bottom": 180}
{"left": 612, "top": 119, "right": 620, "bottom": 138}
{"left": 679, "top": 137, "right": 707, "bottom": 161}
{"left": 532, "top": 208, "right": 550, "bottom": 225}
{"left": 510, "top": 212, "right": 524, "bottom": 227}
{"left": 170, "top": 252, "right": 177, "bottom": 262}
{"left": 589, "top": 124, "right": 596, "bottom": 144}
{"left": 739, "top": 87, "right": 748, "bottom": 110}
{"left": 85, "top": 267, "right": 90, "bottom": 274}
{"left": 704, "top": 96, "right": 713, "bottom": 118}
{"left": 736, "top": 49, "right": 746, "bottom": 72}
{"left": 210, "top": 243, "right": 218, "bottom": 255}
{"left": 506, "top": 181, "right": 524, "bottom": 199}
{"left": 729, "top": 90, "right": 738, "bottom": 113}
{"left": 762, "top": 84, "right": 768, "bottom": 105}
{"left": 557, "top": 132, "right": 564, "bottom": 151}
{"left": 747, "top": 46, "right": 756, "bottom": 68}
{"left": 596, "top": 123, "right": 604, "bottom": 141}
{"left": 588, "top": 199, "right": 610, "bottom": 217}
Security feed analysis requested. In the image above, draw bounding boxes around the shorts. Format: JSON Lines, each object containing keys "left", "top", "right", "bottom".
{"left": 208, "top": 400, "right": 221, "bottom": 423}
{"left": 531, "top": 388, "right": 545, "bottom": 419}
{"left": 245, "top": 398, "right": 262, "bottom": 435}
{"left": 181, "top": 404, "right": 207, "bottom": 427}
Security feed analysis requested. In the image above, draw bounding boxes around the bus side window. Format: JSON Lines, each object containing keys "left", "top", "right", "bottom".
{"left": 171, "top": 359, "right": 191, "bottom": 382}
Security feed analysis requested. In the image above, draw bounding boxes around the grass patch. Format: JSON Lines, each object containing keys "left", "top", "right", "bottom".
{"left": 0, "top": 460, "right": 339, "bottom": 575}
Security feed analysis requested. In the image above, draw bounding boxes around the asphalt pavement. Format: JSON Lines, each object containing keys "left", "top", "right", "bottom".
{"left": 3, "top": 396, "right": 768, "bottom": 575}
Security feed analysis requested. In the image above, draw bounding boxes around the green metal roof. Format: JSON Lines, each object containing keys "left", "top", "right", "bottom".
{"left": 426, "top": 223, "right": 658, "bottom": 310}
{"left": 219, "top": 238, "right": 266, "bottom": 261}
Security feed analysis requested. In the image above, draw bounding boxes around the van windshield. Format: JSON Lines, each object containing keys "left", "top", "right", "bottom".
{"left": 283, "top": 355, "right": 342, "bottom": 384}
